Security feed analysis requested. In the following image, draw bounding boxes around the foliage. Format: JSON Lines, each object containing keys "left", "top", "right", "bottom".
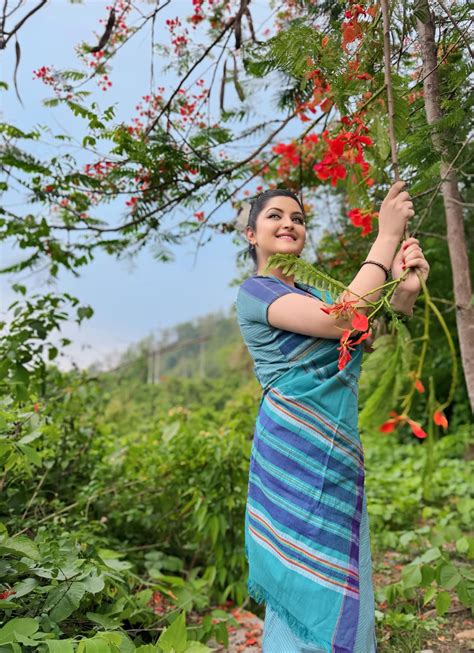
{"left": 0, "top": 346, "right": 472, "bottom": 649}
{"left": 0, "top": 0, "right": 473, "bottom": 649}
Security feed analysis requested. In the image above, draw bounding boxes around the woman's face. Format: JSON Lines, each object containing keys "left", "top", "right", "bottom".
{"left": 246, "top": 195, "right": 306, "bottom": 268}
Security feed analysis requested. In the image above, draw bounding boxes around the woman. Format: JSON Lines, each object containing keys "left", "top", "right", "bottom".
{"left": 235, "top": 182, "right": 430, "bottom": 653}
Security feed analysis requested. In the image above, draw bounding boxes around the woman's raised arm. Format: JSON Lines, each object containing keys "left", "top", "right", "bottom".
{"left": 268, "top": 181, "right": 414, "bottom": 339}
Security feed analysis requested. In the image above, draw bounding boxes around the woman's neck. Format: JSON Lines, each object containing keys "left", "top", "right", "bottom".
{"left": 256, "top": 266, "right": 296, "bottom": 287}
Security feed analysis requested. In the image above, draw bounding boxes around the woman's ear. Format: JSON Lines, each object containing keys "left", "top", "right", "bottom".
{"left": 246, "top": 227, "right": 256, "bottom": 246}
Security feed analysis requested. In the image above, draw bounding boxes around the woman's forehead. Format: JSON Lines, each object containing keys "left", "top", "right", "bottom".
{"left": 261, "top": 195, "right": 303, "bottom": 212}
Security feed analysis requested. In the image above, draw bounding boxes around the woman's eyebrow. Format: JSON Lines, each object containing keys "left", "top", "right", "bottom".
{"left": 265, "top": 206, "right": 304, "bottom": 215}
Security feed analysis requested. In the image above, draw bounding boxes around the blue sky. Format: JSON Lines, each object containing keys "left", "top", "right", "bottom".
{"left": 1, "top": 1, "right": 266, "bottom": 370}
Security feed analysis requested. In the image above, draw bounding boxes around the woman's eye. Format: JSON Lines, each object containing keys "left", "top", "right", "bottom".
{"left": 293, "top": 216, "right": 305, "bottom": 224}
{"left": 269, "top": 213, "right": 280, "bottom": 219}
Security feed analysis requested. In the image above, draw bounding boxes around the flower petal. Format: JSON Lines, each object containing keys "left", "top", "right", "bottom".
{"left": 351, "top": 312, "right": 369, "bottom": 331}
{"left": 433, "top": 410, "right": 448, "bottom": 429}
{"left": 379, "top": 420, "right": 397, "bottom": 433}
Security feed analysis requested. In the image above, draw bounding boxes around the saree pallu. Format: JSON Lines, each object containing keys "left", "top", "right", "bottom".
{"left": 236, "top": 274, "right": 377, "bottom": 653}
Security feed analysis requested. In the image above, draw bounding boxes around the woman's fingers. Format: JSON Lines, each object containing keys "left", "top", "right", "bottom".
{"left": 385, "top": 179, "right": 406, "bottom": 200}
{"left": 402, "top": 237, "right": 420, "bottom": 251}
{"left": 404, "top": 247, "right": 422, "bottom": 260}
{"left": 397, "top": 190, "right": 411, "bottom": 202}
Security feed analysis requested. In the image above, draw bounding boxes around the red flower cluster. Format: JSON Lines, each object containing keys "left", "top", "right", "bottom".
{"left": 272, "top": 142, "right": 300, "bottom": 176}
{"left": 149, "top": 590, "right": 169, "bottom": 616}
{"left": 79, "top": 0, "right": 132, "bottom": 92}
{"left": 337, "top": 328, "right": 372, "bottom": 370}
{"left": 347, "top": 208, "right": 378, "bottom": 237}
{"left": 379, "top": 411, "right": 428, "bottom": 439}
{"left": 341, "top": 2, "right": 378, "bottom": 53}
{"left": 320, "top": 297, "right": 371, "bottom": 369}
{"left": 0, "top": 589, "right": 16, "bottom": 600}
{"left": 165, "top": 16, "right": 191, "bottom": 56}
{"left": 313, "top": 120, "right": 374, "bottom": 187}
{"left": 32, "top": 66, "right": 55, "bottom": 83}
{"left": 296, "top": 61, "right": 333, "bottom": 121}
{"left": 33, "top": 65, "right": 74, "bottom": 100}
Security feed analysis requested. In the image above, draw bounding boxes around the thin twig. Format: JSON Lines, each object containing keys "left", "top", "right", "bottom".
{"left": 435, "top": 0, "right": 473, "bottom": 58}
{"left": 380, "top": 0, "right": 401, "bottom": 182}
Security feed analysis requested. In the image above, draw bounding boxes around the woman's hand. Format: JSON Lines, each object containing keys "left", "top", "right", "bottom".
{"left": 391, "top": 237, "right": 430, "bottom": 294}
{"left": 378, "top": 180, "right": 415, "bottom": 242}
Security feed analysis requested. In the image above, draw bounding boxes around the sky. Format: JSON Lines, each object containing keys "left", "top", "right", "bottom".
{"left": 0, "top": 1, "right": 268, "bottom": 371}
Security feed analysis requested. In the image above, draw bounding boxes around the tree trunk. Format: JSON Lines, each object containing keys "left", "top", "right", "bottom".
{"left": 416, "top": 0, "right": 474, "bottom": 413}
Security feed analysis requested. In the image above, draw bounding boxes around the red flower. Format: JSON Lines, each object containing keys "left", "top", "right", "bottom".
{"left": 414, "top": 379, "right": 425, "bottom": 393}
{"left": 379, "top": 410, "right": 403, "bottom": 432}
{"left": 351, "top": 312, "right": 368, "bottom": 331}
{"left": 320, "top": 297, "right": 359, "bottom": 320}
{"left": 337, "top": 330, "right": 354, "bottom": 370}
{"left": 433, "top": 410, "right": 448, "bottom": 429}
{"left": 408, "top": 419, "right": 428, "bottom": 439}
{"left": 380, "top": 419, "right": 397, "bottom": 433}
{"left": 379, "top": 411, "right": 428, "bottom": 439}
{"left": 272, "top": 142, "right": 300, "bottom": 166}
{"left": 0, "top": 590, "right": 16, "bottom": 600}
{"left": 194, "top": 211, "right": 205, "bottom": 221}
{"left": 336, "top": 328, "right": 371, "bottom": 370}
{"left": 347, "top": 208, "right": 376, "bottom": 237}
{"left": 313, "top": 155, "right": 347, "bottom": 186}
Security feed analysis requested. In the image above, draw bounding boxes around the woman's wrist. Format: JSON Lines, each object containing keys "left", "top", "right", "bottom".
{"left": 389, "top": 285, "right": 418, "bottom": 315}
{"left": 367, "top": 234, "right": 400, "bottom": 271}
{"left": 375, "top": 233, "right": 401, "bottom": 248}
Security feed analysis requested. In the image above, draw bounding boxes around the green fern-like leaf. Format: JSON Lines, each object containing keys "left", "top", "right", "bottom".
{"left": 265, "top": 253, "right": 348, "bottom": 298}
{"left": 358, "top": 323, "right": 413, "bottom": 433}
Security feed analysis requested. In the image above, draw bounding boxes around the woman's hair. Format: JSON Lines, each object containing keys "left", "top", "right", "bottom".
{"left": 246, "top": 188, "right": 305, "bottom": 268}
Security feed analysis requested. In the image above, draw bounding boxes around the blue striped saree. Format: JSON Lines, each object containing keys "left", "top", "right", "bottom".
{"left": 235, "top": 274, "right": 377, "bottom": 653}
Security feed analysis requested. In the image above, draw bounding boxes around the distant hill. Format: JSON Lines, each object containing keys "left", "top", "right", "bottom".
{"left": 92, "top": 305, "right": 254, "bottom": 384}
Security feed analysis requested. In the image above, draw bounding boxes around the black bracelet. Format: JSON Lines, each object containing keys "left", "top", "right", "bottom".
{"left": 360, "top": 260, "right": 390, "bottom": 281}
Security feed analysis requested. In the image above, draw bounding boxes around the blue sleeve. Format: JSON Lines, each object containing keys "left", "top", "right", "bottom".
{"left": 236, "top": 276, "right": 294, "bottom": 326}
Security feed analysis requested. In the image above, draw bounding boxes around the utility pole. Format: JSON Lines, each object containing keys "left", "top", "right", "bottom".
{"left": 199, "top": 339, "right": 205, "bottom": 378}
{"left": 146, "top": 335, "right": 211, "bottom": 384}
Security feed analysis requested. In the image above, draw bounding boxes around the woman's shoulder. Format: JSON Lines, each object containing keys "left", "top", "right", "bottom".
{"left": 238, "top": 274, "right": 286, "bottom": 295}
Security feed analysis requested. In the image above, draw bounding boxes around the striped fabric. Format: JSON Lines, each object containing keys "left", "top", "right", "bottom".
{"left": 235, "top": 274, "right": 377, "bottom": 653}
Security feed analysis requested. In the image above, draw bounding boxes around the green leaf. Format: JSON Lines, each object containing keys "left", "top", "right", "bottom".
{"left": 439, "top": 563, "right": 461, "bottom": 590}
{"left": 423, "top": 585, "right": 436, "bottom": 605}
{"left": 184, "top": 643, "right": 211, "bottom": 652}
{"left": 419, "top": 547, "right": 442, "bottom": 563}
{"left": 359, "top": 327, "right": 412, "bottom": 432}
{"left": 77, "top": 638, "right": 112, "bottom": 653}
{"left": 12, "top": 577, "right": 38, "bottom": 598}
{"left": 158, "top": 611, "right": 187, "bottom": 653}
{"left": 401, "top": 564, "right": 422, "bottom": 589}
{"left": 0, "top": 535, "right": 40, "bottom": 560}
{"left": 0, "top": 600, "right": 20, "bottom": 609}
{"left": 435, "top": 590, "right": 451, "bottom": 616}
{"left": 420, "top": 565, "right": 435, "bottom": 587}
{"left": 17, "top": 443, "right": 42, "bottom": 466}
{"left": 46, "top": 581, "right": 86, "bottom": 623}
{"left": 375, "top": 116, "right": 390, "bottom": 161}
{"left": 18, "top": 429, "right": 42, "bottom": 445}
{"left": 0, "top": 618, "right": 39, "bottom": 645}
{"left": 456, "top": 536, "right": 469, "bottom": 554}
{"left": 86, "top": 612, "right": 122, "bottom": 629}
{"left": 81, "top": 570, "right": 105, "bottom": 594}
{"left": 45, "top": 640, "right": 75, "bottom": 653}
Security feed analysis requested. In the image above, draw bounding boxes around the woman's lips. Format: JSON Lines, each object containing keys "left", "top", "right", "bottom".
{"left": 276, "top": 234, "right": 296, "bottom": 241}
